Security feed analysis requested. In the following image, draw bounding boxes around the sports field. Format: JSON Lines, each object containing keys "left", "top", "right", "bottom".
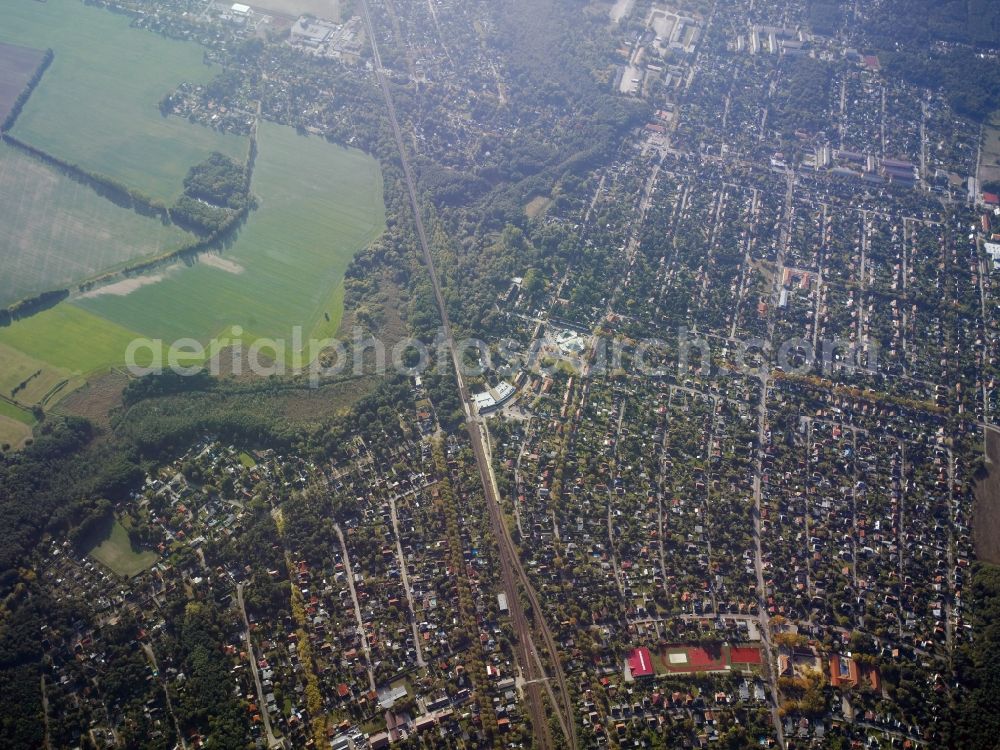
{"left": 657, "top": 643, "right": 763, "bottom": 674}
{"left": 76, "top": 122, "right": 385, "bottom": 349}
{"left": 86, "top": 519, "right": 158, "bottom": 578}
{"left": 0, "top": 141, "right": 192, "bottom": 307}
{"left": 0, "top": 41, "right": 45, "bottom": 123}
{"left": 0, "top": 0, "right": 247, "bottom": 202}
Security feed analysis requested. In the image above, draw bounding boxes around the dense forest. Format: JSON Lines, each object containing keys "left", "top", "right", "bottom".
{"left": 867, "top": 0, "right": 1000, "bottom": 120}
{"left": 867, "top": 0, "right": 1000, "bottom": 48}
{"left": 881, "top": 48, "right": 1000, "bottom": 121}
{"left": 0, "top": 594, "right": 81, "bottom": 747}
{"left": 170, "top": 152, "right": 250, "bottom": 234}
{"left": 946, "top": 564, "right": 1000, "bottom": 748}
{"left": 770, "top": 56, "right": 835, "bottom": 135}
{"left": 182, "top": 152, "right": 249, "bottom": 210}
{"left": 0, "top": 418, "right": 141, "bottom": 574}
{"left": 805, "top": 0, "right": 846, "bottom": 37}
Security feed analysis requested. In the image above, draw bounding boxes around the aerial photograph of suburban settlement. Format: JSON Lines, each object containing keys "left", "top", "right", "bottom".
{"left": 2, "top": 0, "right": 1000, "bottom": 747}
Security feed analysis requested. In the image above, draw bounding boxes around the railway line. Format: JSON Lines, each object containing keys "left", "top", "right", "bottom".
{"left": 358, "top": 2, "right": 577, "bottom": 746}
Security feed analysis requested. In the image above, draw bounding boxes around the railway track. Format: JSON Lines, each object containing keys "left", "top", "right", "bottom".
{"left": 358, "top": 2, "right": 577, "bottom": 746}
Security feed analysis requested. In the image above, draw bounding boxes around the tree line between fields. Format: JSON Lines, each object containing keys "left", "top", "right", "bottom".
{"left": 1, "top": 50, "right": 258, "bottom": 326}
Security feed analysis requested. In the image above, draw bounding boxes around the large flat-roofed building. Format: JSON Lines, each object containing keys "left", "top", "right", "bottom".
{"left": 231, "top": 3, "right": 252, "bottom": 17}
{"left": 473, "top": 381, "right": 517, "bottom": 414}
{"left": 628, "top": 647, "right": 655, "bottom": 679}
{"left": 291, "top": 16, "right": 336, "bottom": 46}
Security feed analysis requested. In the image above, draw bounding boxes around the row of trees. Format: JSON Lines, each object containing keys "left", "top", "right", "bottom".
{"left": 0, "top": 49, "right": 54, "bottom": 132}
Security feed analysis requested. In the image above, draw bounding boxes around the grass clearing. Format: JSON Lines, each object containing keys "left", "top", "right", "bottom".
{"left": 0, "top": 398, "right": 36, "bottom": 451}
{"left": 0, "top": 417, "right": 32, "bottom": 451}
{"left": 0, "top": 141, "right": 192, "bottom": 307}
{"left": 0, "top": 41, "right": 45, "bottom": 123}
{"left": 1, "top": 0, "right": 247, "bottom": 202}
{"left": 76, "top": 123, "right": 385, "bottom": 352}
{"left": 0, "top": 399, "right": 36, "bottom": 426}
{"left": 86, "top": 518, "right": 158, "bottom": 578}
{"left": 52, "top": 370, "right": 130, "bottom": 430}
{"left": 525, "top": 195, "right": 552, "bottom": 218}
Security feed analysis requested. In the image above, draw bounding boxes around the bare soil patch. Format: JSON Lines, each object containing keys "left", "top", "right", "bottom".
{"left": 974, "top": 427, "right": 1000, "bottom": 564}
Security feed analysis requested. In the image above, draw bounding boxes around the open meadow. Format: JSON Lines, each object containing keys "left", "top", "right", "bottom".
{"left": 0, "top": 41, "right": 45, "bottom": 123}
{"left": 76, "top": 122, "right": 385, "bottom": 348}
{"left": 0, "top": 0, "right": 246, "bottom": 202}
{"left": 0, "top": 141, "right": 193, "bottom": 307}
{"left": 0, "top": 398, "right": 36, "bottom": 451}
{"left": 85, "top": 519, "right": 158, "bottom": 579}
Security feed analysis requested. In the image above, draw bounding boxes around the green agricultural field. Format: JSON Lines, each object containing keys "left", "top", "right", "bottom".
{"left": 76, "top": 122, "right": 385, "bottom": 353}
{"left": 0, "top": 305, "right": 143, "bottom": 384}
{"left": 0, "top": 141, "right": 193, "bottom": 307}
{"left": 86, "top": 519, "right": 158, "bottom": 578}
{"left": 0, "top": 41, "right": 45, "bottom": 123}
{"left": 0, "top": 126, "right": 383, "bottom": 411}
{"left": 0, "top": 399, "right": 36, "bottom": 426}
{"left": 0, "top": 340, "right": 80, "bottom": 408}
{"left": 0, "top": 0, "right": 246, "bottom": 202}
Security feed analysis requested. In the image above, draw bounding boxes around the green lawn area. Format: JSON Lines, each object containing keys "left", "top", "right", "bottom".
{"left": 239, "top": 451, "right": 257, "bottom": 469}
{"left": 86, "top": 518, "right": 158, "bottom": 578}
{"left": 0, "top": 141, "right": 193, "bottom": 307}
{"left": 0, "top": 0, "right": 246, "bottom": 202}
{"left": 76, "top": 122, "right": 385, "bottom": 353}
